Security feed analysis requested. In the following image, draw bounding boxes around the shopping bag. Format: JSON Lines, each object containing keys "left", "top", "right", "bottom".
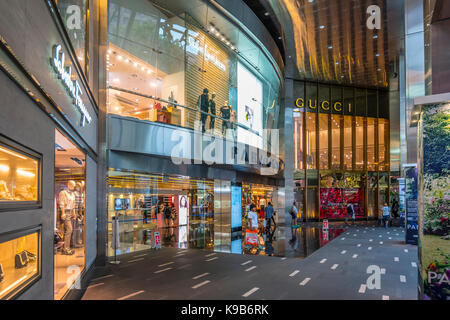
{"left": 245, "top": 230, "right": 258, "bottom": 245}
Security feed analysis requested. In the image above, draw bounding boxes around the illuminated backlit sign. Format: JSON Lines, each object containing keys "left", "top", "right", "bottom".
{"left": 294, "top": 98, "right": 351, "bottom": 114}
{"left": 52, "top": 44, "right": 92, "bottom": 126}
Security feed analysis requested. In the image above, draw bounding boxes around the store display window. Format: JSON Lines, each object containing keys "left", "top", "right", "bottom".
{"left": 0, "top": 139, "right": 40, "bottom": 206}
{"left": 0, "top": 228, "right": 41, "bottom": 300}
{"left": 54, "top": 130, "right": 86, "bottom": 300}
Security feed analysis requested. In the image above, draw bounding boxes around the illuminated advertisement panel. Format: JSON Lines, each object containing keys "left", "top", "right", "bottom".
{"left": 237, "top": 63, "right": 263, "bottom": 149}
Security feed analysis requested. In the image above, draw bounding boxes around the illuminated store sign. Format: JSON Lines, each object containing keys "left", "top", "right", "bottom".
{"left": 52, "top": 44, "right": 92, "bottom": 126}
{"left": 295, "top": 98, "right": 351, "bottom": 114}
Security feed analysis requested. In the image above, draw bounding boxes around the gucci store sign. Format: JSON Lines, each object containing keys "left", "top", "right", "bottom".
{"left": 52, "top": 44, "right": 92, "bottom": 126}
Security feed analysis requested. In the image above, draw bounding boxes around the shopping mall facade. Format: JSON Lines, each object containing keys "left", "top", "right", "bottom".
{"left": 0, "top": 0, "right": 448, "bottom": 300}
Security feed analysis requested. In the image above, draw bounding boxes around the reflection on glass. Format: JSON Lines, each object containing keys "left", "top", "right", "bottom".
{"left": 0, "top": 144, "right": 38, "bottom": 202}
{"left": 0, "top": 232, "right": 39, "bottom": 300}
{"left": 367, "top": 118, "right": 375, "bottom": 170}
{"left": 331, "top": 115, "right": 341, "bottom": 169}
{"left": 306, "top": 188, "right": 318, "bottom": 219}
{"left": 355, "top": 117, "right": 364, "bottom": 170}
{"left": 306, "top": 113, "right": 317, "bottom": 169}
{"left": 344, "top": 116, "right": 353, "bottom": 170}
{"left": 294, "top": 111, "right": 303, "bottom": 170}
{"left": 318, "top": 113, "right": 329, "bottom": 170}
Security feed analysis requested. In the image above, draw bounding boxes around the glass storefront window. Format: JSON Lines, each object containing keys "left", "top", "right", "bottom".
{"left": 355, "top": 116, "right": 364, "bottom": 170}
{"left": 378, "top": 119, "right": 388, "bottom": 171}
{"left": 306, "top": 113, "right": 317, "bottom": 169}
{"left": 331, "top": 114, "right": 341, "bottom": 169}
{"left": 54, "top": 130, "right": 86, "bottom": 300}
{"left": 367, "top": 118, "right": 376, "bottom": 171}
{"left": 294, "top": 111, "right": 303, "bottom": 170}
{"left": 0, "top": 230, "right": 40, "bottom": 300}
{"left": 0, "top": 142, "right": 39, "bottom": 203}
{"left": 343, "top": 115, "right": 353, "bottom": 170}
{"left": 106, "top": 0, "right": 281, "bottom": 149}
{"left": 56, "top": 0, "right": 88, "bottom": 73}
{"left": 319, "top": 113, "right": 329, "bottom": 170}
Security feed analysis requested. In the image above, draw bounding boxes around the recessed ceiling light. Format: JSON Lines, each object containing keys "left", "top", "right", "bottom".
{"left": 134, "top": 62, "right": 138, "bottom": 67}
{"left": 319, "top": 25, "right": 325, "bottom": 29}
{"left": 328, "top": 46, "right": 333, "bottom": 49}
{"left": 117, "top": 55, "right": 123, "bottom": 60}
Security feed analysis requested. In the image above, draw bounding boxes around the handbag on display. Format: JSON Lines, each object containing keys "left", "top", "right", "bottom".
{"left": 15, "top": 251, "right": 29, "bottom": 269}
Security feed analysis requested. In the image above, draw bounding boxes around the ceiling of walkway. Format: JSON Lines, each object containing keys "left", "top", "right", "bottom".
{"left": 253, "top": 0, "right": 405, "bottom": 88}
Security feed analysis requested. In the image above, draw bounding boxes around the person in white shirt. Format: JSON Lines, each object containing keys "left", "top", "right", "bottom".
{"left": 248, "top": 204, "right": 259, "bottom": 231}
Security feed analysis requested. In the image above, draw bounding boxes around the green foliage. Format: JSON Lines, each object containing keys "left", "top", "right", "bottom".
{"left": 423, "top": 109, "right": 450, "bottom": 175}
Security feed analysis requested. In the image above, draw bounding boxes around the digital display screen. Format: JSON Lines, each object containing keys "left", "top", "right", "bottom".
{"left": 237, "top": 63, "right": 263, "bottom": 149}
{"left": 114, "top": 198, "right": 130, "bottom": 211}
{"left": 231, "top": 186, "right": 242, "bottom": 229}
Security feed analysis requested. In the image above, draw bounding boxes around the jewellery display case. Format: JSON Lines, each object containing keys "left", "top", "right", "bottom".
{"left": 0, "top": 227, "right": 41, "bottom": 299}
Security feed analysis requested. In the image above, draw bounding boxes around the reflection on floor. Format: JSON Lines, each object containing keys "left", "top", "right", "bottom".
{"left": 83, "top": 225, "right": 418, "bottom": 300}
{"left": 54, "top": 247, "right": 85, "bottom": 300}
{"left": 0, "top": 262, "right": 37, "bottom": 299}
{"left": 108, "top": 222, "right": 353, "bottom": 260}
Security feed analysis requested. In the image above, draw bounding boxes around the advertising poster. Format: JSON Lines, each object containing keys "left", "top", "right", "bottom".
{"left": 231, "top": 186, "right": 242, "bottom": 230}
{"left": 237, "top": 63, "right": 263, "bottom": 149}
{"left": 178, "top": 195, "right": 189, "bottom": 226}
{"left": 419, "top": 104, "right": 450, "bottom": 300}
{"left": 319, "top": 188, "right": 363, "bottom": 219}
{"left": 404, "top": 166, "right": 418, "bottom": 245}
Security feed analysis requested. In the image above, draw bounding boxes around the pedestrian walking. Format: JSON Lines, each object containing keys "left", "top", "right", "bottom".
{"left": 382, "top": 202, "right": 391, "bottom": 228}
{"left": 345, "top": 203, "right": 355, "bottom": 225}
{"left": 289, "top": 201, "right": 298, "bottom": 228}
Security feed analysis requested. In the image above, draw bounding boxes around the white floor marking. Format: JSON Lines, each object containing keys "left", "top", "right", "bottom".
{"left": 357, "top": 244, "right": 361, "bottom": 247}
{"left": 368, "top": 247, "right": 372, "bottom": 250}
{"left": 245, "top": 266, "right": 257, "bottom": 272}
{"left": 341, "top": 250, "right": 347, "bottom": 254}
{"left": 388, "top": 237, "right": 392, "bottom": 239}
{"left": 354, "top": 234, "right": 357, "bottom": 236}
{"left": 379, "top": 235, "right": 382, "bottom": 238}
{"left": 117, "top": 290, "right": 145, "bottom": 300}
{"left": 281, "top": 258, "right": 287, "bottom": 260}
{"left": 289, "top": 270, "right": 300, "bottom": 277}
{"left": 154, "top": 267, "right": 172, "bottom": 274}
{"left": 379, "top": 241, "right": 383, "bottom": 245}
{"left": 320, "top": 259, "right": 327, "bottom": 263}
{"left": 369, "top": 239, "right": 373, "bottom": 242}
{"left": 87, "top": 282, "right": 104, "bottom": 289}
{"left": 192, "top": 273, "right": 210, "bottom": 280}
{"left": 381, "top": 268, "right": 386, "bottom": 274}
{"left": 331, "top": 264, "right": 339, "bottom": 270}
{"left": 128, "top": 258, "right": 145, "bottom": 263}
{"left": 158, "top": 262, "right": 174, "bottom": 267}
{"left": 394, "top": 257, "right": 399, "bottom": 262}
{"left": 352, "top": 254, "right": 358, "bottom": 259}
{"left": 358, "top": 284, "right": 367, "bottom": 293}
{"left": 206, "top": 257, "right": 219, "bottom": 262}
{"left": 404, "top": 249, "right": 408, "bottom": 253}
{"left": 411, "top": 262, "right": 417, "bottom": 268}
{"left": 241, "top": 260, "right": 253, "bottom": 266}
{"left": 192, "top": 280, "right": 211, "bottom": 289}
{"left": 133, "top": 254, "right": 148, "bottom": 258}
{"left": 91, "top": 274, "right": 114, "bottom": 281}
{"left": 382, "top": 295, "right": 390, "bottom": 300}
{"left": 242, "top": 287, "right": 259, "bottom": 297}
{"left": 299, "top": 278, "right": 311, "bottom": 286}
{"left": 341, "top": 238, "right": 346, "bottom": 240}
{"left": 400, "top": 275, "right": 406, "bottom": 283}
{"left": 205, "top": 253, "right": 217, "bottom": 257}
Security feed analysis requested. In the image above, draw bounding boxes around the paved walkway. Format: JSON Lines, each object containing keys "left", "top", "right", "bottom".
{"left": 82, "top": 225, "right": 418, "bottom": 300}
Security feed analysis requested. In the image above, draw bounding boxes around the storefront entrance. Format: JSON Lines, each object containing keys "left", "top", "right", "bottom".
{"left": 54, "top": 130, "right": 86, "bottom": 300}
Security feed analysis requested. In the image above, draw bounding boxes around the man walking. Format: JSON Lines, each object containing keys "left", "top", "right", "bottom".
{"left": 382, "top": 202, "right": 391, "bottom": 228}
{"left": 265, "top": 202, "right": 276, "bottom": 232}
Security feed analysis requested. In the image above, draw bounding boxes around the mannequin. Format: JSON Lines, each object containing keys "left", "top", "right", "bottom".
{"left": 58, "top": 180, "right": 76, "bottom": 255}
{"left": 197, "top": 88, "right": 209, "bottom": 132}
{"left": 72, "top": 181, "right": 85, "bottom": 248}
{"left": 209, "top": 92, "right": 216, "bottom": 131}
{"left": 220, "top": 101, "right": 232, "bottom": 135}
